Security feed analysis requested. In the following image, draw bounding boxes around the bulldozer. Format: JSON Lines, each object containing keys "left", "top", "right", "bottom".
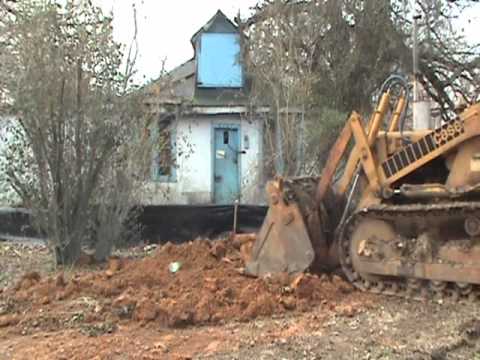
{"left": 241, "top": 75, "right": 480, "bottom": 301}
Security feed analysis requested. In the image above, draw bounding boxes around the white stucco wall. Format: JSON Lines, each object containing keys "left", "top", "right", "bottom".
{"left": 142, "top": 114, "right": 265, "bottom": 205}
{"left": 0, "top": 117, "right": 24, "bottom": 206}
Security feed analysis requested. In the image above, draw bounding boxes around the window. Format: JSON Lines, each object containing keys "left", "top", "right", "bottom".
{"left": 152, "top": 123, "right": 177, "bottom": 182}
{"left": 197, "top": 33, "right": 243, "bottom": 88}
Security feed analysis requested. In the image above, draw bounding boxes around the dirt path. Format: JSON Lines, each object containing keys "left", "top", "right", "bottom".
{"left": 2, "top": 297, "right": 479, "bottom": 360}
{"left": 1, "top": 240, "right": 480, "bottom": 359}
{"left": 211, "top": 299, "right": 480, "bottom": 360}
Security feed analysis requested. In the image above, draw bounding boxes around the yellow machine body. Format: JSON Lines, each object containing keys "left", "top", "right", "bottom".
{"left": 244, "top": 86, "right": 480, "bottom": 300}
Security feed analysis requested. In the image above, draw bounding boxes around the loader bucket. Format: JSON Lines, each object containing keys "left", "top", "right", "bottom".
{"left": 245, "top": 179, "right": 315, "bottom": 276}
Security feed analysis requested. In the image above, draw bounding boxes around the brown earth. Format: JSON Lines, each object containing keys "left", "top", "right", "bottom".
{"left": 1, "top": 240, "right": 480, "bottom": 359}
{"left": 1, "top": 238, "right": 360, "bottom": 332}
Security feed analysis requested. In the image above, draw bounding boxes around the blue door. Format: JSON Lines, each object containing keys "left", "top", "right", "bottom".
{"left": 214, "top": 128, "right": 240, "bottom": 204}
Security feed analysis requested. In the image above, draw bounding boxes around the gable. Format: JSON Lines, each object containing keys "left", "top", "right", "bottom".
{"left": 190, "top": 10, "right": 237, "bottom": 44}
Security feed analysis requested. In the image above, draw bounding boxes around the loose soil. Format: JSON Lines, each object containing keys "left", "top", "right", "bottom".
{"left": 1, "top": 239, "right": 480, "bottom": 359}
{"left": 1, "top": 238, "right": 359, "bottom": 330}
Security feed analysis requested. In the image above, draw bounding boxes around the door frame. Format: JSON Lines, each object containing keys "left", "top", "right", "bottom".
{"left": 211, "top": 123, "right": 241, "bottom": 204}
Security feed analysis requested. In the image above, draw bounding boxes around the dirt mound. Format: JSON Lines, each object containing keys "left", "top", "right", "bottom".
{"left": 2, "top": 239, "right": 356, "bottom": 330}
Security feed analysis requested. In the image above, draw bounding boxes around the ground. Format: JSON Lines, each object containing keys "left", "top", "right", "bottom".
{"left": 1, "top": 239, "right": 480, "bottom": 360}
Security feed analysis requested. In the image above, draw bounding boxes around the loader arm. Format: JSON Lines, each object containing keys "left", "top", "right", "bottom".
{"left": 317, "top": 90, "right": 407, "bottom": 202}
{"left": 335, "top": 91, "right": 391, "bottom": 196}
{"left": 315, "top": 117, "right": 352, "bottom": 203}
{"left": 243, "top": 83, "right": 411, "bottom": 277}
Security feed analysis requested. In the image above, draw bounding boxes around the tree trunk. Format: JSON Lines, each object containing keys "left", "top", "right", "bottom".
{"left": 94, "top": 231, "right": 114, "bottom": 262}
{"left": 54, "top": 237, "right": 82, "bottom": 266}
{"left": 274, "top": 100, "right": 285, "bottom": 175}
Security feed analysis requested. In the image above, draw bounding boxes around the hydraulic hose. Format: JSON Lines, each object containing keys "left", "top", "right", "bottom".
{"left": 380, "top": 74, "right": 411, "bottom": 143}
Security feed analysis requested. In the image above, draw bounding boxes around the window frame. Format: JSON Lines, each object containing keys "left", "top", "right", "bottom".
{"left": 197, "top": 33, "right": 244, "bottom": 88}
{"left": 151, "top": 123, "right": 177, "bottom": 183}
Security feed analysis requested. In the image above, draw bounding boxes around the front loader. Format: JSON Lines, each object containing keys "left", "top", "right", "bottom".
{"left": 243, "top": 76, "right": 480, "bottom": 300}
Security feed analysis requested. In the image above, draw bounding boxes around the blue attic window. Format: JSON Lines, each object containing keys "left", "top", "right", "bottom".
{"left": 197, "top": 33, "right": 243, "bottom": 88}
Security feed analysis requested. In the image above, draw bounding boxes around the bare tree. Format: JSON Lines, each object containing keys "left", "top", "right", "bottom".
{"left": 396, "top": 0, "right": 480, "bottom": 119}
{"left": 0, "top": 0, "right": 152, "bottom": 265}
{"left": 243, "top": 0, "right": 409, "bottom": 114}
{"left": 242, "top": 0, "right": 479, "bottom": 176}
{"left": 241, "top": 0, "right": 321, "bottom": 176}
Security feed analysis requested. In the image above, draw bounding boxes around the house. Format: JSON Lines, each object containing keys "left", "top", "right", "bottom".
{"left": 142, "top": 10, "right": 266, "bottom": 206}
{"left": 0, "top": 116, "right": 23, "bottom": 207}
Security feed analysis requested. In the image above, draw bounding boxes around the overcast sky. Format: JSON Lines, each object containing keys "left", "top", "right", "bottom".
{"left": 96, "top": 1, "right": 258, "bottom": 82}
{"left": 95, "top": 1, "right": 479, "bottom": 84}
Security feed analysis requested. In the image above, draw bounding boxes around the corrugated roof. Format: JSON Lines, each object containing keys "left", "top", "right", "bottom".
{"left": 168, "top": 59, "right": 195, "bottom": 83}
